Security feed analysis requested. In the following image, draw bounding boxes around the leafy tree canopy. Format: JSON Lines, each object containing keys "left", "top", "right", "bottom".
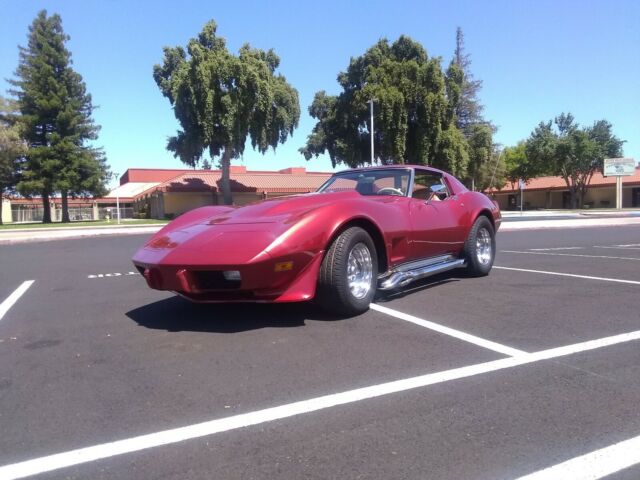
{"left": 301, "top": 36, "right": 469, "bottom": 176}
{"left": 154, "top": 20, "right": 300, "bottom": 204}
{"left": 502, "top": 141, "right": 543, "bottom": 188}
{"left": 526, "top": 113, "right": 624, "bottom": 208}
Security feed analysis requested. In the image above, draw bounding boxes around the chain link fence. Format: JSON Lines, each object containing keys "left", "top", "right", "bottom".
{"left": 11, "top": 206, "right": 134, "bottom": 223}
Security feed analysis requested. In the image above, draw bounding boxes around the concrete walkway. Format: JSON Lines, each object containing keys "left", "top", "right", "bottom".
{"left": 0, "top": 223, "right": 164, "bottom": 244}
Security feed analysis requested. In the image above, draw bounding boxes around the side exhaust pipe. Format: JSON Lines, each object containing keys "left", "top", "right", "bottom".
{"left": 378, "top": 257, "right": 465, "bottom": 291}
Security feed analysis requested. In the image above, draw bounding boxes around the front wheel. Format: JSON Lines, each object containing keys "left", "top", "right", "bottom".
{"left": 463, "top": 216, "right": 495, "bottom": 276}
{"left": 316, "top": 227, "right": 378, "bottom": 316}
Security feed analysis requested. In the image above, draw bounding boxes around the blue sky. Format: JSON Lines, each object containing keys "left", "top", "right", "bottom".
{"left": 1, "top": 0, "right": 638, "bottom": 187}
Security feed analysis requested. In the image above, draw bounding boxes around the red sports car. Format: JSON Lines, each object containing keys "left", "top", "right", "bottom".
{"left": 133, "top": 165, "right": 501, "bottom": 315}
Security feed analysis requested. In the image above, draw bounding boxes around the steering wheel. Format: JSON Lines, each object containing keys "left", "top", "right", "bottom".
{"left": 376, "top": 187, "right": 404, "bottom": 196}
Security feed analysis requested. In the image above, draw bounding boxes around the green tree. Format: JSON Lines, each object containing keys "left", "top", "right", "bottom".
{"left": 0, "top": 96, "right": 27, "bottom": 225}
{"left": 154, "top": 20, "right": 300, "bottom": 205}
{"left": 452, "top": 27, "right": 485, "bottom": 135}
{"left": 465, "top": 123, "right": 493, "bottom": 190}
{"left": 526, "top": 113, "right": 624, "bottom": 208}
{"left": 502, "top": 141, "right": 542, "bottom": 189}
{"left": 301, "top": 36, "right": 468, "bottom": 176}
{"left": 452, "top": 27, "right": 496, "bottom": 190}
{"left": 10, "top": 10, "right": 108, "bottom": 222}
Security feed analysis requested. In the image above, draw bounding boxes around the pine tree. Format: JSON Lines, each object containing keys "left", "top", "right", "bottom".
{"left": 453, "top": 28, "right": 485, "bottom": 135}
{"left": 10, "top": 10, "right": 108, "bottom": 222}
{"left": 0, "top": 96, "right": 27, "bottom": 225}
{"left": 452, "top": 27, "right": 495, "bottom": 190}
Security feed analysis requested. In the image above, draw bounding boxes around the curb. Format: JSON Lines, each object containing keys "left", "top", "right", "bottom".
{"left": 0, "top": 226, "right": 163, "bottom": 245}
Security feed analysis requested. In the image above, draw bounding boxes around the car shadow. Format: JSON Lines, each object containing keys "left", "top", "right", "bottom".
{"left": 375, "top": 271, "right": 463, "bottom": 302}
{"left": 126, "top": 295, "right": 341, "bottom": 333}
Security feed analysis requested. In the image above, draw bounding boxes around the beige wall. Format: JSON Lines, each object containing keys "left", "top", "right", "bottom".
{"left": 1, "top": 199, "right": 12, "bottom": 223}
{"left": 583, "top": 187, "right": 615, "bottom": 208}
{"left": 152, "top": 191, "right": 296, "bottom": 218}
{"left": 494, "top": 186, "right": 635, "bottom": 210}
{"left": 163, "top": 192, "right": 215, "bottom": 217}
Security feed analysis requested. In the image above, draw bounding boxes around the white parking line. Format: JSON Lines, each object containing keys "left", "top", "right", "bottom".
{"left": 594, "top": 245, "right": 640, "bottom": 251}
{"left": 494, "top": 266, "right": 640, "bottom": 286}
{"left": 0, "top": 281, "right": 35, "bottom": 322}
{"left": 514, "top": 433, "right": 640, "bottom": 480}
{"left": 529, "top": 247, "right": 583, "bottom": 251}
{"left": 502, "top": 250, "right": 640, "bottom": 261}
{"left": 370, "top": 303, "right": 526, "bottom": 357}
{"left": 2, "top": 329, "right": 640, "bottom": 479}
{"left": 87, "top": 272, "right": 140, "bottom": 279}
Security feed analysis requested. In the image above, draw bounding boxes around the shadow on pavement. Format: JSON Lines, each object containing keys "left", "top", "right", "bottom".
{"left": 126, "top": 295, "right": 340, "bottom": 333}
{"left": 375, "top": 271, "right": 464, "bottom": 302}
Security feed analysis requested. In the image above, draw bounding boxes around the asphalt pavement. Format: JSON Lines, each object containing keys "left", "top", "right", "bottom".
{"left": 1, "top": 224, "right": 639, "bottom": 479}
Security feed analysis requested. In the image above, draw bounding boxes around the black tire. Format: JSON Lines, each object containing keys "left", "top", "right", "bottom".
{"left": 463, "top": 216, "right": 495, "bottom": 276}
{"left": 316, "top": 227, "right": 378, "bottom": 316}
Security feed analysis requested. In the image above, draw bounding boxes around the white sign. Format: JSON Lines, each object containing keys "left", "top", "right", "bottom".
{"left": 519, "top": 179, "right": 526, "bottom": 190}
{"left": 604, "top": 158, "right": 636, "bottom": 177}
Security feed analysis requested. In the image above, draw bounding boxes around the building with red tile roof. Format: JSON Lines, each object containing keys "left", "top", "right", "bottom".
{"left": 489, "top": 166, "right": 640, "bottom": 210}
{"left": 130, "top": 166, "right": 332, "bottom": 219}
{"left": 3, "top": 166, "right": 333, "bottom": 223}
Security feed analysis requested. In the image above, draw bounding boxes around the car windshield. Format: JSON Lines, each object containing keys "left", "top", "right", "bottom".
{"left": 317, "top": 169, "right": 411, "bottom": 197}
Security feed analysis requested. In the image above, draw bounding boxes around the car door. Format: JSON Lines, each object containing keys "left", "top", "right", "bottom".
{"left": 408, "top": 170, "right": 466, "bottom": 260}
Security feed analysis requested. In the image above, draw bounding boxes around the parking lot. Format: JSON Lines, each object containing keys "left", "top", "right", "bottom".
{"left": 1, "top": 224, "right": 640, "bottom": 479}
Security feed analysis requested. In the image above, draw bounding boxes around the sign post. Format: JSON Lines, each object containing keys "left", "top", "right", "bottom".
{"left": 519, "top": 179, "right": 525, "bottom": 215}
{"left": 604, "top": 158, "right": 635, "bottom": 210}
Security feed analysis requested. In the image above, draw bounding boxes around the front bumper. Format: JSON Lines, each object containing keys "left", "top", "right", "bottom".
{"left": 133, "top": 250, "right": 324, "bottom": 304}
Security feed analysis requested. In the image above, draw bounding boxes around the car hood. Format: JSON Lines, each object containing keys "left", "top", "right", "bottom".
{"left": 203, "top": 191, "right": 359, "bottom": 225}
{"left": 134, "top": 191, "right": 364, "bottom": 266}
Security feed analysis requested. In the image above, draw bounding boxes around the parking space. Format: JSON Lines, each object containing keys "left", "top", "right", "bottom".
{"left": 1, "top": 224, "right": 639, "bottom": 479}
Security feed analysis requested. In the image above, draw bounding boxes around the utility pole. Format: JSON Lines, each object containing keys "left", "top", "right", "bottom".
{"left": 367, "top": 99, "right": 376, "bottom": 164}
{"left": 113, "top": 172, "right": 121, "bottom": 224}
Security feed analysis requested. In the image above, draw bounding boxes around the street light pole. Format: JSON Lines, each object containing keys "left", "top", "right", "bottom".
{"left": 368, "top": 99, "right": 376, "bottom": 164}
{"left": 112, "top": 172, "right": 120, "bottom": 225}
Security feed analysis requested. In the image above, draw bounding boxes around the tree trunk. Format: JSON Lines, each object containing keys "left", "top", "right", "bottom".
{"left": 570, "top": 189, "right": 578, "bottom": 209}
{"left": 220, "top": 148, "right": 233, "bottom": 205}
{"left": 61, "top": 190, "right": 70, "bottom": 223}
{"left": 42, "top": 190, "right": 52, "bottom": 223}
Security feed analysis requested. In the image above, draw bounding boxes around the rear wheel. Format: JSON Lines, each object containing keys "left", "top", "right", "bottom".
{"left": 463, "top": 216, "right": 495, "bottom": 276}
{"left": 316, "top": 227, "right": 378, "bottom": 316}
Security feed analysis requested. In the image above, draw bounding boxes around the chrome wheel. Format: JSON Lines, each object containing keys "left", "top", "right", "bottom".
{"left": 347, "top": 242, "right": 373, "bottom": 299}
{"left": 476, "top": 227, "right": 492, "bottom": 265}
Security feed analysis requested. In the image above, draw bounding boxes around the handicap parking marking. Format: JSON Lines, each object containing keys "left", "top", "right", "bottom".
{"left": 87, "top": 272, "right": 140, "bottom": 279}
{"left": 370, "top": 303, "right": 526, "bottom": 357}
{"left": 0, "top": 281, "right": 35, "bottom": 322}
{"left": 2, "top": 328, "right": 640, "bottom": 480}
{"left": 514, "top": 433, "right": 640, "bottom": 480}
{"left": 494, "top": 266, "right": 640, "bottom": 286}
{"left": 501, "top": 250, "right": 640, "bottom": 261}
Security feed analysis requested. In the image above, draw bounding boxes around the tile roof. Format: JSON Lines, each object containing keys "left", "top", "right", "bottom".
{"left": 494, "top": 166, "right": 640, "bottom": 193}
{"left": 149, "top": 170, "right": 332, "bottom": 195}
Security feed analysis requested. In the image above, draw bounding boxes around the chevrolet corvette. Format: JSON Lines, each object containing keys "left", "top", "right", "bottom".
{"left": 132, "top": 165, "right": 501, "bottom": 315}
